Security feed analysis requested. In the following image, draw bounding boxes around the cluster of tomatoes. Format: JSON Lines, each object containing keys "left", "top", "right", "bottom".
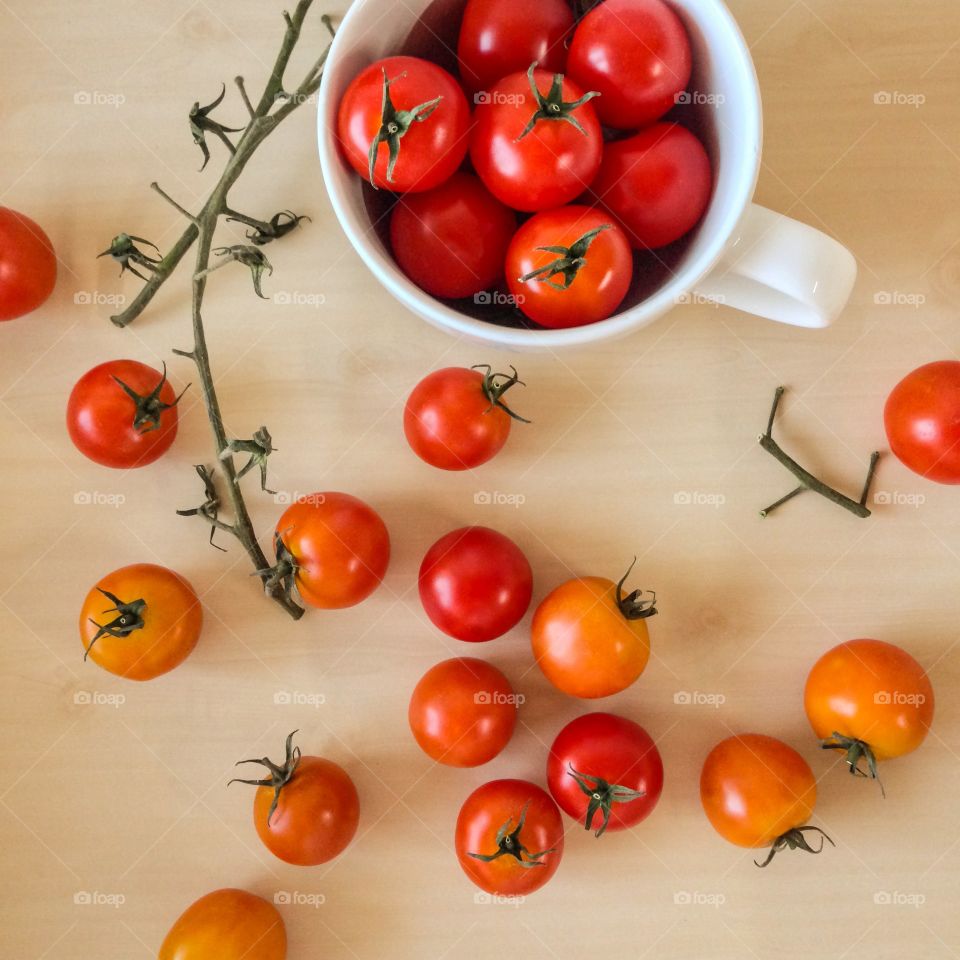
{"left": 336, "top": 0, "right": 712, "bottom": 328}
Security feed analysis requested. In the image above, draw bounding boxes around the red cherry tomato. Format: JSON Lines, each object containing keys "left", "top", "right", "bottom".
{"left": 567, "top": 0, "right": 692, "bottom": 130}
{"left": 403, "top": 365, "right": 527, "bottom": 470}
{"left": 390, "top": 173, "right": 516, "bottom": 299}
{"left": 470, "top": 66, "right": 602, "bottom": 212}
{"left": 884, "top": 361, "right": 960, "bottom": 484}
{"left": 408, "top": 657, "right": 518, "bottom": 766}
{"left": 455, "top": 779, "right": 564, "bottom": 895}
{"left": 547, "top": 713, "right": 663, "bottom": 836}
{"left": 457, "top": 0, "right": 573, "bottom": 96}
{"left": 506, "top": 206, "right": 632, "bottom": 328}
{"left": 589, "top": 123, "right": 712, "bottom": 249}
{"left": 337, "top": 56, "right": 470, "bottom": 193}
{"left": 0, "top": 206, "right": 57, "bottom": 321}
{"left": 66, "top": 359, "right": 183, "bottom": 469}
{"left": 419, "top": 526, "right": 533, "bottom": 642}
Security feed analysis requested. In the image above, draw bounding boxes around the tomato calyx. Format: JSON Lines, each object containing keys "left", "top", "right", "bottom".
{"left": 189, "top": 82, "right": 246, "bottom": 172}
{"left": 368, "top": 69, "right": 442, "bottom": 188}
{"left": 467, "top": 802, "right": 557, "bottom": 868}
{"left": 616, "top": 557, "right": 657, "bottom": 620}
{"left": 754, "top": 825, "right": 835, "bottom": 868}
{"left": 255, "top": 532, "right": 300, "bottom": 605}
{"left": 83, "top": 587, "right": 147, "bottom": 661}
{"left": 228, "top": 729, "right": 302, "bottom": 825}
{"left": 820, "top": 731, "right": 886, "bottom": 798}
{"left": 515, "top": 61, "right": 599, "bottom": 141}
{"left": 517, "top": 224, "right": 611, "bottom": 291}
{"left": 473, "top": 363, "right": 531, "bottom": 424}
{"left": 567, "top": 764, "right": 645, "bottom": 837}
{"left": 112, "top": 361, "right": 189, "bottom": 435}
{"left": 97, "top": 232, "right": 162, "bottom": 282}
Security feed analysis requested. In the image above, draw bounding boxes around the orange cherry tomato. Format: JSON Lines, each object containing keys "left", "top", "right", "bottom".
{"left": 530, "top": 561, "right": 656, "bottom": 698}
{"left": 700, "top": 733, "right": 832, "bottom": 867}
{"left": 158, "top": 888, "right": 286, "bottom": 960}
{"left": 79, "top": 563, "right": 202, "bottom": 681}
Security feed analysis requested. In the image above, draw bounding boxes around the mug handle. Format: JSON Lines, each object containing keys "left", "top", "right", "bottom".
{"left": 692, "top": 203, "right": 857, "bottom": 328}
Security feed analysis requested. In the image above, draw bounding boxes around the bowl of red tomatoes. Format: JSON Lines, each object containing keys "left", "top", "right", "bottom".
{"left": 318, "top": 0, "right": 762, "bottom": 348}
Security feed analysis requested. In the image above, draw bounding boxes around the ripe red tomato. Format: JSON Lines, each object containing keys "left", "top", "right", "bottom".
{"left": 506, "top": 206, "right": 632, "bottom": 328}
{"left": 403, "top": 365, "right": 527, "bottom": 470}
{"left": 455, "top": 779, "right": 564, "bottom": 895}
{"left": 531, "top": 560, "right": 656, "bottom": 698}
{"left": 804, "top": 639, "right": 934, "bottom": 792}
{"left": 231, "top": 731, "right": 359, "bottom": 866}
{"left": 547, "top": 713, "right": 663, "bottom": 836}
{"left": 589, "top": 123, "right": 712, "bottom": 249}
{"left": 884, "top": 361, "right": 960, "bottom": 484}
{"left": 390, "top": 173, "right": 516, "bottom": 299}
{"left": 567, "top": 0, "right": 692, "bottom": 130}
{"left": 158, "top": 888, "right": 286, "bottom": 960}
{"left": 337, "top": 55, "right": 470, "bottom": 192}
{"left": 0, "top": 207, "right": 57, "bottom": 321}
{"left": 66, "top": 359, "right": 184, "bottom": 468}
{"left": 457, "top": 0, "right": 573, "bottom": 95}
{"left": 408, "top": 657, "right": 518, "bottom": 766}
{"left": 470, "top": 66, "right": 602, "bottom": 212}
{"left": 79, "top": 563, "right": 202, "bottom": 681}
{"left": 700, "top": 734, "right": 833, "bottom": 867}
{"left": 419, "top": 526, "right": 533, "bottom": 642}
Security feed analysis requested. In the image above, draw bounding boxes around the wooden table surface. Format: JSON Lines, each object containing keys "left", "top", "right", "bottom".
{"left": 2, "top": 1, "right": 960, "bottom": 957}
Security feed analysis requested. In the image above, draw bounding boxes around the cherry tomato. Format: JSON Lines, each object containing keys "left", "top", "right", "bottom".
{"left": 455, "top": 779, "right": 564, "bottom": 895}
{"left": 158, "top": 888, "right": 286, "bottom": 960}
{"left": 67, "top": 359, "right": 183, "bottom": 469}
{"left": 547, "top": 712, "right": 663, "bottom": 836}
{"left": 884, "top": 361, "right": 960, "bottom": 484}
{"left": 403, "top": 365, "right": 527, "bottom": 471}
{"left": 79, "top": 563, "right": 202, "bottom": 681}
{"left": 531, "top": 560, "right": 656, "bottom": 698}
{"left": 589, "top": 123, "right": 712, "bottom": 249}
{"left": 408, "top": 657, "right": 517, "bottom": 766}
{"left": 419, "top": 526, "right": 533, "bottom": 642}
{"left": 804, "top": 639, "right": 934, "bottom": 791}
{"left": 390, "top": 173, "right": 516, "bottom": 299}
{"left": 470, "top": 66, "right": 602, "bottom": 212}
{"left": 0, "top": 206, "right": 57, "bottom": 321}
{"left": 272, "top": 492, "right": 390, "bottom": 609}
{"left": 338, "top": 55, "right": 470, "bottom": 192}
{"left": 567, "top": 0, "right": 692, "bottom": 130}
{"left": 700, "top": 734, "right": 833, "bottom": 867}
{"left": 231, "top": 731, "right": 359, "bottom": 867}
{"left": 457, "top": 0, "right": 573, "bottom": 96}
{"left": 506, "top": 206, "right": 632, "bottom": 329}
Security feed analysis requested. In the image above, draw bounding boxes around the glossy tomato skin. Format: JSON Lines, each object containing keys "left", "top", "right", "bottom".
{"left": 0, "top": 207, "right": 57, "bottom": 321}
{"left": 67, "top": 360, "right": 180, "bottom": 468}
{"left": 457, "top": 0, "right": 573, "bottom": 95}
{"left": 700, "top": 734, "right": 816, "bottom": 848}
{"left": 276, "top": 493, "right": 390, "bottom": 608}
{"left": 409, "top": 657, "right": 517, "bottom": 766}
{"left": 531, "top": 575, "right": 650, "bottom": 698}
{"left": 79, "top": 563, "right": 202, "bottom": 681}
{"left": 804, "top": 639, "right": 934, "bottom": 762}
{"left": 419, "top": 526, "right": 533, "bottom": 642}
{"left": 455, "top": 779, "right": 564, "bottom": 895}
{"left": 390, "top": 173, "right": 516, "bottom": 299}
{"left": 567, "top": 0, "right": 692, "bottom": 129}
{"left": 590, "top": 123, "right": 712, "bottom": 249}
{"left": 547, "top": 713, "right": 663, "bottom": 833}
{"left": 337, "top": 56, "right": 470, "bottom": 193}
{"left": 159, "top": 888, "right": 286, "bottom": 960}
{"left": 470, "top": 70, "right": 602, "bottom": 212}
{"left": 253, "top": 756, "right": 359, "bottom": 866}
{"left": 506, "top": 206, "right": 632, "bottom": 329}
{"left": 404, "top": 367, "right": 512, "bottom": 470}
{"left": 884, "top": 361, "right": 960, "bottom": 483}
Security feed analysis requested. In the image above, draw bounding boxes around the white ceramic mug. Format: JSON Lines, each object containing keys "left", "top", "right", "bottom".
{"left": 318, "top": 0, "right": 857, "bottom": 349}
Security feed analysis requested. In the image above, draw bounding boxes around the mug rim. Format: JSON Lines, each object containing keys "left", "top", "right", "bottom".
{"left": 317, "top": 0, "right": 763, "bottom": 349}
